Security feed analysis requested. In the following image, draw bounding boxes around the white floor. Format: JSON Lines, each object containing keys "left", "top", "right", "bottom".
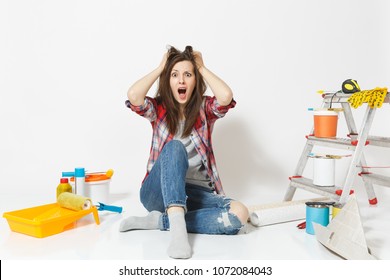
{"left": 1, "top": 186, "right": 390, "bottom": 261}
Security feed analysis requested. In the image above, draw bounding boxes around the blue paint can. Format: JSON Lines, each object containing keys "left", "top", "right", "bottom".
{"left": 305, "top": 203, "right": 329, "bottom": 235}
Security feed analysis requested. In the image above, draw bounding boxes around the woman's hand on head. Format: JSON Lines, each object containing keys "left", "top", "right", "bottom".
{"left": 193, "top": 51, "right": 204, "bottom": 72}
{"left": 159, "top": 52, "right": 168, "bottom": 71}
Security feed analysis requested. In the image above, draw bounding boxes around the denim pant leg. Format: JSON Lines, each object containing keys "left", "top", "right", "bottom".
{"left": 161, "top": 184, "right": 243, "bottom": 235}
{"left": 140, "top": 140, "right": 188, "bottom": 214}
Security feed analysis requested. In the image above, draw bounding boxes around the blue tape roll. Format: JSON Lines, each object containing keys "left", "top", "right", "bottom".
{"left": 306, "top": 204, "right": 329, "bottom": 235}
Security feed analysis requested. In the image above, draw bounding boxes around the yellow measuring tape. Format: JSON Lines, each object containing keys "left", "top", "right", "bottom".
{"left": 347, "top": 87, "right": 388, "bottom": 109}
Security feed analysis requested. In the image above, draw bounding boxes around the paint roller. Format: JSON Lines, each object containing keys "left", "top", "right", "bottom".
{"left": 83, "top": 168, "right": 114, "bottom": 178}
{"left": 57, "top": 192, "right": 123, "bottom": 213}
{"left": 57, "top": 192, "right": 92, "bottom": 211}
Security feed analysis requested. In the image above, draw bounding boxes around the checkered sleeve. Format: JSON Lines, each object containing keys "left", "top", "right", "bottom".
{"left": 205, "top": 96, "right": 236, "bottom": 120}
{"left": 125, "top": 97, "right": 157, "bottom": 122}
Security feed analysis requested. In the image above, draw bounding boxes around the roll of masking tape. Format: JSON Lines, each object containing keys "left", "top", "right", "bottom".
{"left": 57, "top": 192, "right": 92, "bottom": 211}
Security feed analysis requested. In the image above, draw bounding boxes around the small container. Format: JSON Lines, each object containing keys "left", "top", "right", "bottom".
{"left": 313, "top": 157, "right": 335, "bottom": 186}
{"left": 75, "top": 167, "right": 86, "bottom": 196}
{"left": 56, "top": 178, "right": 73, "bottom": 199}
{"left": 313, "top": 110, "right": 338, "bottom": 138}
{"left": 332, "top": 203, "right": 343, "bottom": 218}
{"left": 305, "top": 203, "right": 330, "bottom": 235}
{"left": 70, "top": 173, "right": 111, "bottom": 203}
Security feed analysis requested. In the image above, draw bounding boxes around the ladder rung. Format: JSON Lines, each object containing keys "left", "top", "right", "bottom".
{"left": 289, "top": 177, "right": 341, "bottom": 201}
{"left": 360, "top": 173, "right": 390, "bottom": 187}
{"left": 307, "top": 136, "right": 356, "bottom": 150}
{"left": 350, "top": 135, "right": 390, "bottom": 148}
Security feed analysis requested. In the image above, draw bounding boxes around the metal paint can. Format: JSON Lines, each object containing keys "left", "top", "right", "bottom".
{"left": 332, "top": 203, "right": 342, "bottom": 218}
{"left": 305, "top": 203, "right": 329, "bottom": 235}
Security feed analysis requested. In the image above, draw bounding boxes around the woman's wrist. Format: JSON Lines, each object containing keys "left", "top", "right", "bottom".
{"left": 158, "top": 53, "right": 168, "bottom": 73}
{"left": 157, "top": 63, "right": 165, "bottom": 74}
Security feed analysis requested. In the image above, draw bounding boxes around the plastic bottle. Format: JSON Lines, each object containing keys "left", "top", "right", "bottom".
{"left": 75, "top": 167, "right": 86, "bottom": 197}
{"left": 56, "top": 178, "right": 73, "bottom": 199}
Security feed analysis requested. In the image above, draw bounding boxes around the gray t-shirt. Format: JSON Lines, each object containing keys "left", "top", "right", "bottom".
{"left": 174, "top": 121, "right": 212, "bottom": 189}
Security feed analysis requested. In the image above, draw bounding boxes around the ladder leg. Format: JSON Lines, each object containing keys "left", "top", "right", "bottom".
{"left": 341, "top": 102, "right": 377, "bottom": 204}
{"left": 284, "top": 186, "right": 296, "bottom": 201}
{"left": 284, "top": 142, "right": 314, "bottom": 201}
{"left": 341, "top": 102, "right": 358, "bottom": 134}
{"left": 359, "top": 154, "right": 378, "bottom": 204}
{"left": 340, "top": 106, "right": 376, "bottom": 204}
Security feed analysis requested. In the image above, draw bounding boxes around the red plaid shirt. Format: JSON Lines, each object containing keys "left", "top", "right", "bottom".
{"left": 125, "top": 96, "right": 236, "bottom": 195}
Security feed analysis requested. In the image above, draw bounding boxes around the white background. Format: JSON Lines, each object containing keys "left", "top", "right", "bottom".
{"left": 1, "top": 0, "right": 390, "bottom": 207}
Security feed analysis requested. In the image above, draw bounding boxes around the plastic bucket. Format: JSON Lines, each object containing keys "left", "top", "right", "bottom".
{"left": 313, "top": 110, "right": 338, "bottom": 138}
{"left": 305, "top": 204, "right": 329, "bottom": 235}
{"left": 70, "top": 174, "right": 110, "bottom": 203}
{"left": 313, "top": 157, "right": 335, "bottom": 187}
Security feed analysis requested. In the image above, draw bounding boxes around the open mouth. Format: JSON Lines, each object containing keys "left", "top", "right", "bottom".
{"left": 178, "top": 88, "right": 187, "bottom": 100}
{"left": 178, "top": 88, "right": 186, "bottom": 94}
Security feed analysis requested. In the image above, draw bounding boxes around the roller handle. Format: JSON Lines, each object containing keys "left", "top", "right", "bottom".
{"left": 62, "top": 171, "right": 75, "bottom": 177}
{"left": 62, "top": 168, "right": 85, "bottom": 177}
{"left": 97, "top": 202, "right": 123, "bottom": 213}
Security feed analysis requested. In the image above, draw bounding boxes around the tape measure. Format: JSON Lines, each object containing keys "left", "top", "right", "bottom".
{"left": 342, "top": 79, "right": 360, "bottom": 93}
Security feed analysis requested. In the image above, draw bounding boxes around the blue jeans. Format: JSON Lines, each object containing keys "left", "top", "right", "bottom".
{"left": 140, "top": 140, "right": 243, "bottom": 235}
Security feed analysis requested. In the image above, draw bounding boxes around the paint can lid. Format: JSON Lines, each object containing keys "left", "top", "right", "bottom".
{"left": 305, "top": 201, "right": 335, "bottom": 208}
{"left": 70, "top": 174, "right": 110, "bottom": 182}
{"left": 313, "top": 110, "right": 338, "bottom": 116}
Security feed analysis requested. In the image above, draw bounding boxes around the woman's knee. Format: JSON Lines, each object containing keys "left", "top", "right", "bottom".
{"left": 163, "top": 140, "right": 188, "bottom": 161}
{"left": 229, "top": 201, "right": 249, "bottom": 224}
{"left": 164, "top": 140, "right": 185, "bottom": 152}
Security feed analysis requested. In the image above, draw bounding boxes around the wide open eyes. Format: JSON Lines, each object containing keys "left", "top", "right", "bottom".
{"left": 171, "top": 71, "right": 193, "bottom": 78}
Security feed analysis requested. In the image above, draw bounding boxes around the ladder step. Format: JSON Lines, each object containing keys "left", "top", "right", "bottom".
{"left": 307, "top": 136, "right": 356, "bottom": 150}
{"left": 360, "top": 173, "right": 390, "bottom": 187}
{"left": 350, "top": 135, "right": 390, "bottom": 148}
{"left": 289, "top": 177, "right": 341, "bottom": 201}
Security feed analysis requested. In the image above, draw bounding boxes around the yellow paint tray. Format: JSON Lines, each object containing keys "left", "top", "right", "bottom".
{"left": 3, "top": 203, "right": 100, "bottom": 238}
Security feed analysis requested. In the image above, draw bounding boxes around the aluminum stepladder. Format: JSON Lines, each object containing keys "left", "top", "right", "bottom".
{"left": 284, "top": 92, "right": 390, "bottom": 205}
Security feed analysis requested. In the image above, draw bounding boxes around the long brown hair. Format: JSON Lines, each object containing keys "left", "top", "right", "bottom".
{"left": 156, "top": 45, "right": 206, "bottom": 137}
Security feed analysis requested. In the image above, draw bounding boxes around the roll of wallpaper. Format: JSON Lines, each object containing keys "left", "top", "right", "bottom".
{"left": 249, "top": 197, "right": 330, "bottom": 227}
{"left": 57, "top": 192, "right": 92, "bottom": 211}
